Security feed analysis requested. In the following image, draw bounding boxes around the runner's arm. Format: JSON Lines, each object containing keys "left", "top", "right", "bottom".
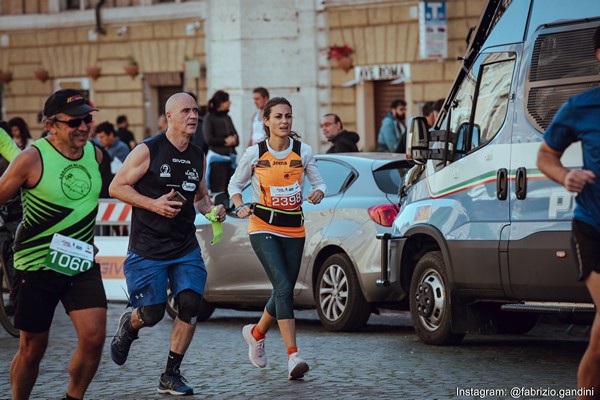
{"left": 537, "top": 141, "right": 595, "bottom": 193}
{"left": 0, "top": 148, "right": 40, "bottom": 204}
{"left": 0, "top": 127, "right": 19, "bottom": 162}
{"left": 194, "top": 155, "right": 218, "bottom": 215}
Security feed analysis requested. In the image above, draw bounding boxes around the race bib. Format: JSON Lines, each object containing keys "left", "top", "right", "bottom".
{"left": 270, "top": 181, "right": 302, "bottom": 210}
{"left": 44, "top": 233, "right": 94, "bottom": 276}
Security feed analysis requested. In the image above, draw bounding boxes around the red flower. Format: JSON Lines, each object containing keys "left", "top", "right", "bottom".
{"left": 327, "top": 44, "right": 354, "bottom": 60}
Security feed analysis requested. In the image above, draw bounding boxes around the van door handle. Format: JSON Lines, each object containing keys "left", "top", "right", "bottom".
{"left": 496, "top": 168, "right": 508, "bottom": 200}
{"left": 515, "top": 167, "right": 527, "bottom": 200}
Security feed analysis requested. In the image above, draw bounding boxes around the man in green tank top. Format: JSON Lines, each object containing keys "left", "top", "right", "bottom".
{"left": 0, "top": 126, "right": 19, "bottom": 162}
{"left": 0, "top": 89, "right": 107, "bottom": 400}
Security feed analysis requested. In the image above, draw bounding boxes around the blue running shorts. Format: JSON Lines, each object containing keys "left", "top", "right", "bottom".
{"left": 124, "top": 247, "right": 207, "bottom": 308}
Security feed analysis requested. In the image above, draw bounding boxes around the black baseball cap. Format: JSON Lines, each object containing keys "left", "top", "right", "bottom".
{"left": 43, "top": 89, "right": 98, "bottom": 118}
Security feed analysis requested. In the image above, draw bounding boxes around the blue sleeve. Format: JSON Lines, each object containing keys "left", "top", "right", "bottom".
{"left": 378, "top": 118, "right": 397, "bottom": 151}
{"left": 115, "top": 143, "right": 130, "bottom": 163}
{"left": 543, "top": 99, "right": 578, "bottom": 152}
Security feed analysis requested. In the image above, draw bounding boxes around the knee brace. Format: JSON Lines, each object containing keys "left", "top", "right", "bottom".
{"left": 137, "top": 303, "right": 166, "bottom": 327}
{"left": 176, "top": 289, "right": 202, "bottom": 324}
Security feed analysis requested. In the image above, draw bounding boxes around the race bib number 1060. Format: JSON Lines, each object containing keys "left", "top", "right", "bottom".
{"left": 44, "top": 233, "right": 94, "bottom": 276}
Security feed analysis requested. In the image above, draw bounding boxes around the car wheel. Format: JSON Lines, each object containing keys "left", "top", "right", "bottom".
{"left": 315, "top": 253, "right": 371, "bottom": 332}
{"left": 165, "top": 288, "right": 215, "bottom": 322}
{"left": 409, "top": 251, "right": 464, "bottom": 345}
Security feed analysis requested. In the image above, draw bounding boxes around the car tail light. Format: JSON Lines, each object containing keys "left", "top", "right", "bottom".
{"left": 368, "top": 204, "right": 400, "bottom": 227}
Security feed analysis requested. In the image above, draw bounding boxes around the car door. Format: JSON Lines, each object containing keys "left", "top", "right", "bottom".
{"left": 507, "top": 21, "right": 597, "bottom": 301}
{"left": 198, "top": 185, "right": 271, "bottom": 302}
{"left": 296, "top": 158, "right": 350, "bottom": 295}
{"left": 431, "top": 48, "right": 516, "bottom": 293}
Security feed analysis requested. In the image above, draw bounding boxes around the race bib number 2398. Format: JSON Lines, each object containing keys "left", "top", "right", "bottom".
{"left": 44, "top": 233, "right": 94, "bottom": 276}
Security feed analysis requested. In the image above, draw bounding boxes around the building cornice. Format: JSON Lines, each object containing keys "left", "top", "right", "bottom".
{"left": 0, "top": 2, "right": 205, "bottom": 31}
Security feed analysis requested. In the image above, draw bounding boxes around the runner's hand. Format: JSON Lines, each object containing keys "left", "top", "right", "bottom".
{"left": 235, "top": 204, "right": 252, "bottom": 218}
{"left": 307, "top": 190, "right": 324, "bottom": 204}
{"left": 213, "top": 204, "right": 226, "bottom": 222}
{"left": 154, "top": 189, "right": 184, "bottom": 218}
{"left": 564, "top": 169, "right": 595, "bottom": 193}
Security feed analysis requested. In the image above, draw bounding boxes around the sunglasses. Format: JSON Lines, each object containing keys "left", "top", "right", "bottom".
{"left": 53, "top": 114, "right": 93, "bottom": 128}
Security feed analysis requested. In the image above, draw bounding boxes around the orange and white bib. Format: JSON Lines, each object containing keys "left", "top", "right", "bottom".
{"left": 249, "top": 139, "right": 305, "bottom": 237}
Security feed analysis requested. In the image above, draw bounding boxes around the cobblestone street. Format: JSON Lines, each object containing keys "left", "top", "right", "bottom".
{"left": 0, "top": 303, "right": 589, "bottom": 399}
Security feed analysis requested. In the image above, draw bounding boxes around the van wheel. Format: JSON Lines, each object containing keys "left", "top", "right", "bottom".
{"left": 315, "top": 254, "right": 371, "bottom": 332}
{"left": 166, "top": 289, "right": 215, "bottom": 322}
{"left": 410, "top": 251, "right": 464, "bottom": 345}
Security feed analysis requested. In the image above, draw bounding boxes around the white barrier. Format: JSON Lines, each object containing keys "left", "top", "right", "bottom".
{"left": 96, "top": 199, "right": 130, "bottom": 301}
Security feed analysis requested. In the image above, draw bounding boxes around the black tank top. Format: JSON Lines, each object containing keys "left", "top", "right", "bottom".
{"left": 129, "top": 133, "right": 204, "bottom": 260}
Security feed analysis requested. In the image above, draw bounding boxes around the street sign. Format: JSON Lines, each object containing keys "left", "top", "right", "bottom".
{"left": 419, "top": 1, "right": 448, "bottom": 59}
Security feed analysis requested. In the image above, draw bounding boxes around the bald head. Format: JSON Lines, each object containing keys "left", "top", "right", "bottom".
{"left": 165, "top": 92, "right": 195, "bottom": 114}
{"left": 165, "top": 92, "right": 199, "bottom": 138}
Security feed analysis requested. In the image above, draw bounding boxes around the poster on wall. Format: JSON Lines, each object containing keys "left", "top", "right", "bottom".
{"left": 419, "top": 1, "right": 448, "bottom": 59}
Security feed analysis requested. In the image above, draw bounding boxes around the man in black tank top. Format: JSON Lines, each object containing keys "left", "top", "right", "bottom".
{"left": 109, "top": 93, "right": 226, "bottom": 396}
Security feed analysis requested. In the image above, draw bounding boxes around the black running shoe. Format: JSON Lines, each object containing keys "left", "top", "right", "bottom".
{"left": 157, "top": 370, "right": 194, "bottom": 396}
{"left": 110, "top": 311, "right": 138, "bottom": 366}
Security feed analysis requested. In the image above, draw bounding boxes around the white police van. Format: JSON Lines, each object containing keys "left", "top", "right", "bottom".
{"left": 379, "top": 0, "right": 600, "bottom": 345}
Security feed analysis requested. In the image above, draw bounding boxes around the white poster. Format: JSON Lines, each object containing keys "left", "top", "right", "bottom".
{"left": 419, "top": 1, "right": 448, "bottom": 59}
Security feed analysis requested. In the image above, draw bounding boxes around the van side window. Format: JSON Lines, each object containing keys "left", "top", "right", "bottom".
{"left": 472, "top": 53, "right": 516, "bottom": 146}
{"left": 526, "top": 26, "right": 599, "bottom": 133}
{"left": 444, "top": 52, "right": 516, "bottom": 160}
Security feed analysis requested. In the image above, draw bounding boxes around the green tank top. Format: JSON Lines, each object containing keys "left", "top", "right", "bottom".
{"left": 13, "top": 139, "right": 101, "bottom": 271}
{"left": 0, "top": 127, "right": 19, "bottom": 162}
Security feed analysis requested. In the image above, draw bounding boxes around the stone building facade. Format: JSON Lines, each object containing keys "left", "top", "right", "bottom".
{"left": 0, "top": 0, "right": 484, "bottom": 153}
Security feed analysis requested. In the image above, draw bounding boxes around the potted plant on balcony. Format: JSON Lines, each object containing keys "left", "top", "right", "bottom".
{"left": 124, "top": 55, "right": 139, "bottom": 79}
{"left": 86, "top": 66, "right": 101, "bottom": 80}
{"left": 327, "top": 44, "right": 354, "bottom": 73}
{"left": 0, "top": 70, "right": 13, "bottom": 85}
{"left": 34, "top": 68, "right": 49, "bottom": 83}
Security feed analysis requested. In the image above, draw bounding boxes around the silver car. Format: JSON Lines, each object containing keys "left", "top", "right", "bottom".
{"left": 179, "top": 153, "right": 410, "bottom": 331}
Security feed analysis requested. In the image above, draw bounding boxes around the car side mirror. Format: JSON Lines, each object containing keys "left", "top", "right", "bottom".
{"left": 406, "top": 116, "right": 429, "bottom": 165}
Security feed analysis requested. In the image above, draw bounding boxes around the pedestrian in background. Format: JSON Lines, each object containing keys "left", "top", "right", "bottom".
{"left": 1, "top": 89, "right": 106, "bottom": 400}
{"left": 8, "top": 117, "right": 34, "bottom": 150}
{"left": 536, "top": 27, "right": 600, "bottom": 399}
{"left": 421, "top": 98, "right": 444, "bottom": 130}
{"left": 157, "top": 114, "right": 168, "bottom": 135}
{"left": 187, "top": 92, "right": 208, "bottom": 154}
{"left": 203, "top": 89, "right": 239, "bottom": 193}
{"left": 229, "top": 97, "right": 326, "bottom": 380}
{"left": 377, "top": 99, "right": 406, "bottom": 153}
{"left": 84, "top": 108, "right": 113, "bottom": 200}
{"left": 95, "top": 121, "right": 130, "bottom": 167}
{"left": 320, "top": 113, "right": 359, "bottom": 153}
{"left": 109, "top": 92, "right": 226, "bottom": 396}
{"left": 116, "top": 114, "right": 137, "bottom": 150}
{"left": 248, "top": 87, "right": 270, "bottom": 146}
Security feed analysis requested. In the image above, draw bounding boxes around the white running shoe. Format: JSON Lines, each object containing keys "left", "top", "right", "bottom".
{"left": 242, "top": 324, "right": 267, "bottom": 368}
{"left": 288, "top": 352, "right": 309, "bottom": 380}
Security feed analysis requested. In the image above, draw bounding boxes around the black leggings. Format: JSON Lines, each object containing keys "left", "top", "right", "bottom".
{"left": 249, "top": 233, "right": 305, "bottom": 320}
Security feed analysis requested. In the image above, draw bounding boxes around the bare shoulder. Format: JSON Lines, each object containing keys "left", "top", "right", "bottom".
{"left": 114, "top": 142, "right": 150, "bottom": 183}
{"left": 7, "top": 146, "right": 42, "bottom": 187}
{"left": 16, "top": 145, "right": 41, "bottom": 165}
{"left": 130, "top": 142, "right": 150, "bottom": 158}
